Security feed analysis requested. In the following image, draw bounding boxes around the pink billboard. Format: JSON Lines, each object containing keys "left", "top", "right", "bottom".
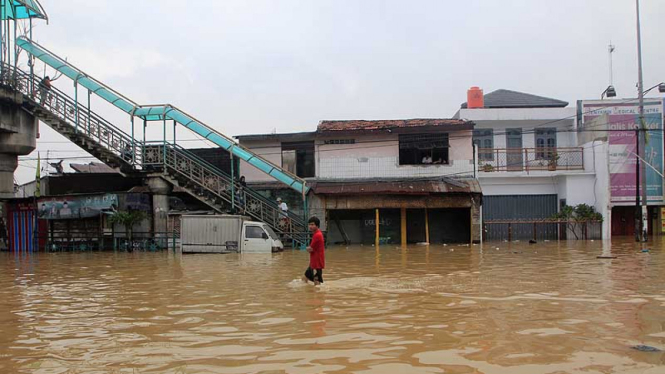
{"left": 581, "top": 99, "right": 663, "bottom": 204}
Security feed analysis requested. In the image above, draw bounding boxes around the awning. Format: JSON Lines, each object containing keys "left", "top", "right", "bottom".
{"left": 311, "top": 179, "right": 482, "bottom": 195}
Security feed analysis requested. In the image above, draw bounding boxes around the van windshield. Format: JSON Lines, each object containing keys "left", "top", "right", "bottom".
{"left": 264, "top": 226, "right": 279, "bottom": 240}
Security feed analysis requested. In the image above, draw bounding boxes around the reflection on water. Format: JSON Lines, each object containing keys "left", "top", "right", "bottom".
{"left": 1, "top": 238, "right": 665, "bottom": 373}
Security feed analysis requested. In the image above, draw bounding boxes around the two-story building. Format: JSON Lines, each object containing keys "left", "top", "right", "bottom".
{"left": 235, "top": 119, "right": 482, "bottom": 245}
{"left": 455, "top": 89, "right": 610, "bottom": 240}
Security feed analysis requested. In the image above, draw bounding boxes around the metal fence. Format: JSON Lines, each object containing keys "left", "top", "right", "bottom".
{"left": 483, "top": 220, "right": 602, "bottom": 241}
{"left": 478, "top": 147, "right": 584, "bottom": 172}
{"left": 37, "top": 230, "right": 180, "bottom": 252}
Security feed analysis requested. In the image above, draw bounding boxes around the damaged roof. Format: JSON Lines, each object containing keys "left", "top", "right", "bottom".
{"left": 318, "top": 118, "right": 472, "bottom": 133}
{"left": 311, "top": 178, "right": 481, "bottom": 195}
{"left": 235, "top": 119, "right": 474, "bottom": 140}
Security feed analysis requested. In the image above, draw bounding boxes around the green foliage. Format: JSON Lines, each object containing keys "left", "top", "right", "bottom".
{"left": 550, "top": 204, "right": 602, "bottom": 240}
{"left": 108, "top": 210, "right": 146, "bottom": 228}
{"left": 551, "top": 204, "right": 602, "bottom": 222}
{"left": 108, "top": 210, "right": 146, "bottom": 242}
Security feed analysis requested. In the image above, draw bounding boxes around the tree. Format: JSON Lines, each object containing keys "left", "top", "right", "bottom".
{"left": 108, "top": 210, "right": 146, "bottom": 244}
{"left": 550, "top": 204, "right": 603, "bottom": 239}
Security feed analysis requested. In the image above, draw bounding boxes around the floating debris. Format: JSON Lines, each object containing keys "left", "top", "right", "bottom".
{"left": 631, "top": 345, "right": 661, "bottom": 352}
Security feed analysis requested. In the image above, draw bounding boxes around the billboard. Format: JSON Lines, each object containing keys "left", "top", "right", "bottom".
{"left": 580, "top": 99, "right": 664, "bottom": 204}
{"left": 37, "top": 194, "right": 119, "bottom": 220}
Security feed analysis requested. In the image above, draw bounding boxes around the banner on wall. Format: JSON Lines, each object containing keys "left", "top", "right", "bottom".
{"left": 580, "top": 99, "right": 664, "bottom": 204}
{"left": 37, "top": 194, "right": 118, "bottom": 220}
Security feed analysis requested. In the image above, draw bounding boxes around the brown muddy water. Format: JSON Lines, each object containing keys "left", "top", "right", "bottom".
{"left": 1, "top": 239, "right": 665, "bottom": 373}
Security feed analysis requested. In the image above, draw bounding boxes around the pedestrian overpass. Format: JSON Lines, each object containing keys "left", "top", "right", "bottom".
{"left": 0, "top": 0, "right": 309, "bottom": 246}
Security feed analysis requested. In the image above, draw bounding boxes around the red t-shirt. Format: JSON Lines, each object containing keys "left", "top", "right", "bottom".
{"left": 309, "top": 229, "right": 325, "bottom": 269}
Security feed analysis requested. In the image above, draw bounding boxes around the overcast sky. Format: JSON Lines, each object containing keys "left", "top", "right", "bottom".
{"left": 13, "top": 0, "right": 665, "bottom": 183}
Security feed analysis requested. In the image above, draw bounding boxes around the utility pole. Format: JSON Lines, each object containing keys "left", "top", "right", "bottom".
{"left": 635, "top": 0, "right": 648, "bottom": 242}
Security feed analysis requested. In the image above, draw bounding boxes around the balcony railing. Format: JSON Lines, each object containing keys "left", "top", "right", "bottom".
{"left": 477, "top": 147, "right": 584, "bottom": 172}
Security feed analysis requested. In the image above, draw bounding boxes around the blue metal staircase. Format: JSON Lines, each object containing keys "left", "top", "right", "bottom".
{"left": 1, "top": 47, "right": 309, "bottom": 246}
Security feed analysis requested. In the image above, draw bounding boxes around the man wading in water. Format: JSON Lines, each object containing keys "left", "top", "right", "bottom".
{"left": 303, "top": 216, "right": 325, "bottom": 285}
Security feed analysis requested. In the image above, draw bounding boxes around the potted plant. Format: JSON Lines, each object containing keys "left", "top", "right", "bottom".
{"left": 547, "top": 153, "right": 559, "bottom": 171}
{"left": 482, "top": 163, "right": 494, "bottom": 172}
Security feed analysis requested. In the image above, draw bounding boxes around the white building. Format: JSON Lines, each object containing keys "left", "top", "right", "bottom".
{"left": 455, "top": 89, "right": 610, "bottom": 240}
{"left": 236, "top": 119, "right": 483, "bottom": 245}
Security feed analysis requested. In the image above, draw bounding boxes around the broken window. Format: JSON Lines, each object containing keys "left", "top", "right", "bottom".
{"left": 398, "top": 133, "right": 449, "bottom": 165}
{"left": 472, "top": 129, "right": 494, "bottom": 161}
{"left": 282, "top": 141, "right": 315, "bottom": 178}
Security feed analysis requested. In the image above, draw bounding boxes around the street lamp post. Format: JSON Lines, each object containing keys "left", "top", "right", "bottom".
{"left": 635, "top": 0, "right": 648, "bottom": 242}
{"left": 635, "top": 0, "right": 649, "bottom": 242}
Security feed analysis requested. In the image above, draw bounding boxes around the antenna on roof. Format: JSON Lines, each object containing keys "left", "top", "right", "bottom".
{"left": 608, "top": 43, "right": 616, "bottom": 86}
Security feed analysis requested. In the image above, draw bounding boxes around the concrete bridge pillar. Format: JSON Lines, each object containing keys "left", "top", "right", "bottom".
{"left": 147, "top": 177, "right": 172, "bottom": 248}
{"left": 0, "top": 100, "right": 38, "bottom": 198}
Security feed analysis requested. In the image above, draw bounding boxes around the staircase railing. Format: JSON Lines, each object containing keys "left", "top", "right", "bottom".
{"left": 0, "top": 63, "right": 309, "bottom": 245}
{"left": 0, "top": 63, "right": 142, "bottom": 167}
{"left": 143, "top": 143, "right": 308, "bottom": 245}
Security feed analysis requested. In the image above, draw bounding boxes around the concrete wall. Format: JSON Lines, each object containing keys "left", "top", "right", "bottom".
{"left": 317, "top": 131, "right": 473, "bottom": 180}
{"left": 0, "top": 100, "right": 38, "bottom": 197}
{"left": 478, "top": 140, "right": 612, "bottom": 239}
{"left": 237, "top": 140, "right": 283, "bottom": 182}
{"left": 239, "top": 131, "right": 475, "bottom": 182}
{"left": 588, "top": 141, "right": 611, "bottom": 239}
{"left": 458, "top": 107, "right": 577, "bottom": 150}
{"left": 479, "top": 176, "right": 559, "bottom": 196}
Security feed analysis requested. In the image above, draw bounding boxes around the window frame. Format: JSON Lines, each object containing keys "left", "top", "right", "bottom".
{"left": 281, "top": 141, "right": 315, "bottom": 178}
{"left": 245, "top": 225, "right": 267, "bottom": 239}
{"left": 535, "top": 128, "right": 557, "bottom": 160}
{"left": 473, "top": 129, "right": 494, "bottom": 161}
{"left": 398, "top": 133, "right": 450, "bottom": 166}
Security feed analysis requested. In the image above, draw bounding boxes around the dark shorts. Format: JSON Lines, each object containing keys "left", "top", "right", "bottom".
{"left": 304, "top": 267, "right": 323, "bottom": 283}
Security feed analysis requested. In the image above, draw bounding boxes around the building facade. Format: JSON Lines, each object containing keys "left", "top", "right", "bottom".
{"left": 456, "top": 89, "right": 609, "bottom": 240}
{"left": 236, "top": 119, "right": 482, "bottom": 245}
{"left": 578, "top": 98, "right": 665, "bottom": 238}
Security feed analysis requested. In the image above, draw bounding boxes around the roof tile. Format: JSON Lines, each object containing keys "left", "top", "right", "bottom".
{"left": 318, "top": 118, "right": 470, "bottom": 132}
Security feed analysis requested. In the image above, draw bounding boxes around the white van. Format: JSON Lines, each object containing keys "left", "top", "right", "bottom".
{"left": 181, "top": 215, "right": 283, "bottom": 253}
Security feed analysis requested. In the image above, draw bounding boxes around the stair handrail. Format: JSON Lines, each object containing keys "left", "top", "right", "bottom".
{"left": 147, "top": 144, "right": 309, "bottom": 245}
{"left": 136, "top": 104, "right": 309, "bottom": 194}
{"left": 17, "top": 37, "right": 309, "bottom": 194}
{"left": 144, "top": 141, "right": 306, "bottom": 227}
{"left": 0, "top": 62, "right": 143, "bottom": 165}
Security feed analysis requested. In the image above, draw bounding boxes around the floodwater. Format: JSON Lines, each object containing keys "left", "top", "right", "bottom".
{"left": 1, "top": 239, "right": 665, "bottom": 373}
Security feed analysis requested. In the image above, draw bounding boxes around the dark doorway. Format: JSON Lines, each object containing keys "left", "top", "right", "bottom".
{"left": 428, "top": 208, "right": 470, "bottom": 244}
{"left": 611, "top": 206, "right": 634, "bottom": 237}
{"left": 406, "top": 209, "right": 427, "bottom": 243}
{"left": 612, "top": 206, "right": 657, "bottom": 237}
{"left": 327, "top": 209, "right": 401, "bottom": 245}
